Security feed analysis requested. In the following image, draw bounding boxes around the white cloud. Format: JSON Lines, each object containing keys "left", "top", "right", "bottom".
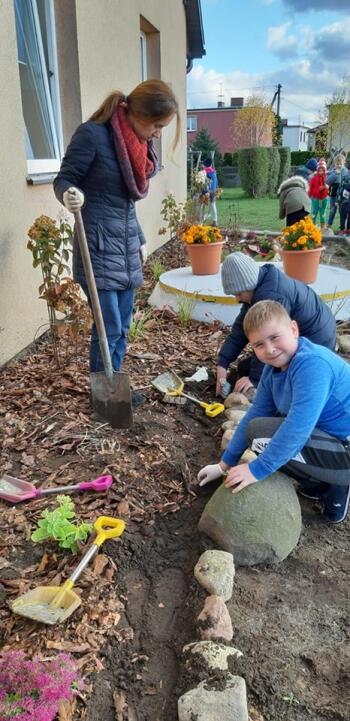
{"left": 267, "top": 22, "right": 298, "bottom": 58}
{"left": 187, "top": 61, "right": 337, "bottom": 125}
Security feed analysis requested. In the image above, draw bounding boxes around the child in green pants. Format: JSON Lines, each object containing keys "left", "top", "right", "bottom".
{"left": 308, "top": 158, "right": 329, "bottom": 227}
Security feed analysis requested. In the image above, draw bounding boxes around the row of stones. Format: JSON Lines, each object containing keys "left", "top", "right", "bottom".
{"left": 177, "top": 549, "right": 250, "bottom": 721}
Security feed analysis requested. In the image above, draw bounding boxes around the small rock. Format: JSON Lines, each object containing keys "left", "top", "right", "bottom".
{"left": 197, "top": 595, "right": 233, "bottom": 641}
{"left": 221, "top": 428, "right": 234, "bottom": 450}
{"left": 221, "top": 420, "right": 236, "bottom": 431}
{"left": 224, "top": 392, "right": 250, "bottom": 409}
{"left": 337, "top": 334, "right": 350, "bottom": 355}
{"left": 239, "top": 450, "right": 256, "bottom": 464}
{"left": 183, "top": 640, "right": 242, "bottom": 671}
{"left": 178, "top": 674, "right": 248, "bottom": 721}
{"left": 194, "top": 550, "right": 235, "bottom": 601}
{"left": 224, "top": 409, "right": 247, "bottom": 424}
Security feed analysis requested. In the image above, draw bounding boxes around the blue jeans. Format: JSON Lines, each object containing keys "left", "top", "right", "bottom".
{"left": 83, "top": 287, "right": 135, "bottom": 372}
{"left": 328, "top": 197, "right": 338, "bottom": 227}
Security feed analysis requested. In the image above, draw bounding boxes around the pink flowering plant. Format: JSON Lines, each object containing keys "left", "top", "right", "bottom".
{"left": 0, "top": 650, "right": 81, "bottom": 721}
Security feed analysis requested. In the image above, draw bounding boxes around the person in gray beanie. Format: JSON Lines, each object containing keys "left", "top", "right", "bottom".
{"left": 216, "top": 251, "right": 336, "bottom": 397}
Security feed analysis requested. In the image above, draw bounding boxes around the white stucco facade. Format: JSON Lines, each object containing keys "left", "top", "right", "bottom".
{"left": 0, "top": 0, "right": 188, "bottom": 366}
{"left": 282, "top": 124, "right": 311, "bottom": 151}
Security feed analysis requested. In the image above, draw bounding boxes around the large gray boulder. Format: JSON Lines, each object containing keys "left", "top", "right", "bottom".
{"left": 198, "top": 472, "right": 302, "bottom": 566}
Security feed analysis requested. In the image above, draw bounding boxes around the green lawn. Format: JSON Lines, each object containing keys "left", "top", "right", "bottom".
{"left": 217, "top": 187, "right": 284, "bottom": 232}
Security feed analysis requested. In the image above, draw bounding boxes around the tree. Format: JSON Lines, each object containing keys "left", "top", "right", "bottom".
{"left": 189, "top": 127, "right": 221, "bottom": 165}
{"left": 325, "top": 76, "right": 350, "bottom": 156}
{"left": 231, "top": 94, "right": 275, "bottom": 150}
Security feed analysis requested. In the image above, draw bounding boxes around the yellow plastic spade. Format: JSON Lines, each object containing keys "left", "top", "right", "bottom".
{"left": 11, "top": 516, "right": 125, "bottom": 625}
{"left": 152, "top": 371, "right": 224, "bottom": 418}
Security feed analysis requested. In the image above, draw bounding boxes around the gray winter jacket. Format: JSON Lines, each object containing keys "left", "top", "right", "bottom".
{"left": 54, "top": 121, "right": 147, "bottom": 291}
{"left": 277, "top": 175, "right": 311, "bottom": 219}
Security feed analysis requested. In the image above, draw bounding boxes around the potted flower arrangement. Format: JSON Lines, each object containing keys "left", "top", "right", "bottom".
{"left": 279, "top": 216, "right": 324, "bottom": 284}
{"left": 181, "top": 224, "right": 224, "bottom": 275}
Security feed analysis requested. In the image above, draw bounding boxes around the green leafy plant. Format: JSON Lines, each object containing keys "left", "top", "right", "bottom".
{"left": 128, "top": 307, "right": 154, "bottom": 341}
{"left": 149, "top": 257, "right": 166, "bottom": 281}
{"left": 27, "top": 215, "right": 91, "bottom": 338}
{"left": 282, "top": 691, "right": 300, "bottom": 706}
{"left": 176, "top": 293, "right": 197, "bottom": 327}
{"left": 31, "top": 495, "right": 92, "bottom": 554}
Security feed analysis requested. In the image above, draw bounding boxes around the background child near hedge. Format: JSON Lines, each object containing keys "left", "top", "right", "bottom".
{"left": 308, "top": 158, "right": 329, "bottom": 228}
{"left": 200, "top": 300, "right": 350, "bottom": 524}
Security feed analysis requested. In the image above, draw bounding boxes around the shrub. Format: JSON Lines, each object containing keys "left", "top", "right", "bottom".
{"left": 266, "top": 146, "right": 281, "bottom": 195}
{"left": 238, "top": 147, "right": 269, "bottom": 198}
{"left": 277, "top": 146, "right": 291, "bottom": 187}
{"left": 290, "top": 150, "right": 323, "bottom": 165}
{"left": 223, "top": 152, "right": 233, "bottom": 166}
{"left": 31, "top": 495, "right": 92, "bottom": 554}
{"left": 0, "top": 650, "right": 80, "bottom": 721}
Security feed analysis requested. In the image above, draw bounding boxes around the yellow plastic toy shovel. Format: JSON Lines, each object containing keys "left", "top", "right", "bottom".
{"left": 11, "top": 516, "right": 125, "bottom": 625}
{"left": 152, "top": 371, "right": 224, "bottom": 418}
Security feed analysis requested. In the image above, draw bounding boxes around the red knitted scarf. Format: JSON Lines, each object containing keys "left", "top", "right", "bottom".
{"left": 110, "top": 105, "right": 156, "bottom": 199}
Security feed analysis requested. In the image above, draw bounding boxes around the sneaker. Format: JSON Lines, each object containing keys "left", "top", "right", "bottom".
{"left": 131, "top": 391, "right": 146, "bottom": 407}
{"left": 322, "top": 484, "right": 350, "bottom": 524}
{"left": 338, "top": 229, "right": 346, "bottom": 236}
{"left": 297, "top": 480, "right": 330, "bottom": 500}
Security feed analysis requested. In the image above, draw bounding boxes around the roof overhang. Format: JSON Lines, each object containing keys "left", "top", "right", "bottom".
{"left": 183, "top": 0, "right": 205, "bottom": 72}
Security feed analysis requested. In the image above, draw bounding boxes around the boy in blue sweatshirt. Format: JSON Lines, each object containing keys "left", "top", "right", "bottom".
{"left": 199, "top": 301, "right": 350, "bottom": 524}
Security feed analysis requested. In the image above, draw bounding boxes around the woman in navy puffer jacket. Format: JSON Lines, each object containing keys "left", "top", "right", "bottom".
{"left": 54, "top": 80, "right": 179, "bottom": 404}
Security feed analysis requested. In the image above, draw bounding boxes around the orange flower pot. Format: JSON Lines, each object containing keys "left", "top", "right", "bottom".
{"left": 281, "top": 247, "right": 324, "bottom": 284}
{"left": 186, "top": 241, "right": 224, "bottom": 275}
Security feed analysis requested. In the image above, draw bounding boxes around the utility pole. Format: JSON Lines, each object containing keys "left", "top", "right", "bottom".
{"left": 271, "top": 83, "right": 282, "bottom": 114}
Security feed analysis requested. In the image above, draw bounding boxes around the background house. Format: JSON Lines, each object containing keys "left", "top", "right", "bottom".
{"left": 282, "top": 121, "right": 311, "bottom": 151}
{"left": 0, "top": 0, "right": 204, "bottom": 367}
{"left": 187, "top": 97, "right": 272, "bottom": 154}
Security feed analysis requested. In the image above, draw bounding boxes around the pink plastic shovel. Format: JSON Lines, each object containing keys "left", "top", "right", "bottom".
{"left": 0, "top": 474, "right": 113, "bottom": 504}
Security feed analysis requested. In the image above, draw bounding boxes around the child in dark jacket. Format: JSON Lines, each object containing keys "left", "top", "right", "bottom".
{"left": 216, "top": 252, "right": 336, "bottom": 397}
{"left": 337, "top": 173, "right": 350, "bottom": 235}
{"left": 308, "top": 158, "right": 329, "bottom": 227}
{"left": 200, "top": 301, "right": 350, "bottom": 524}
{"left": 326, "top": 154, "right": 348, "bottom": 229}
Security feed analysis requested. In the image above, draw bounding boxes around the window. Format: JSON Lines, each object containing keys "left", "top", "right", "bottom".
{"left": 140, "top": 30, "right": 147, "bottom": 81}
{"left": 187, "top": 116, "right": 198, "bottom": 132}
{"left": 300, "top": 131, "right": 302, "bottom": 142}
{"left": 14, "top": 0, "right": 63, "bottom": 174}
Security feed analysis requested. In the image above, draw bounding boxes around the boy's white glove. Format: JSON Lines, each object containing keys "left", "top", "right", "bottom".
{"left": 197, "top": 463, "right": 225, "bottom": 487}
{"left": 343, "top": 189, "right": 350, "bottom": 200}
{"left": 140, "top": 245, "right": 147, "bottom": 264}
{"left": 63, "top": 187, "right": 85, "bottom": 212}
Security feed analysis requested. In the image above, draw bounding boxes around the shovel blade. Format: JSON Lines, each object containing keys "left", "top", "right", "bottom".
{"left": 152, "top": 371, "right": 184, "bottom": 395}
{"left": 91, "top": 370, "right": 133, "bottom": 429}
{"left": 11, "top": 585, "right": 81, "bottom": 625}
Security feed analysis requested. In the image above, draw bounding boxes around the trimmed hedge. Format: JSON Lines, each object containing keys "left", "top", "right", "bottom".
{"left": 266, "top": 147, "right": 281, "bottom": 195}
{"left": 290, "top": 150, "right": 323, "bottom": 165}
{"left": 277, "top": 146, "right": 291, "bottom": 188}
{"left": 238, "top": 147, "right": 269, "bottom": 198}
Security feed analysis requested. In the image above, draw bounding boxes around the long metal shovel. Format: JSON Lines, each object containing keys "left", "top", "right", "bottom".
{"left": 11, "top": 516, "right": 125, "bottom": 624}
{"left": 74, "top": 209, "right": 132, "bottom": 428}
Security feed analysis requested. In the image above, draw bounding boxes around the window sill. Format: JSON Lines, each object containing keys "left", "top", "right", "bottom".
{"left": 26, "top": 172, "right": 56, "bottom": 185}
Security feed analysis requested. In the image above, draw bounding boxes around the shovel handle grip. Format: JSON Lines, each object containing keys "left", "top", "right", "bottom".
{"left": 79, "top": 475, "right": 113, "bottom": 492}
{"left": 199, "top": 401, "right": 225, "bottom": 418}
{"left": 94, "top": 516, "right": 125, "bottom": 546}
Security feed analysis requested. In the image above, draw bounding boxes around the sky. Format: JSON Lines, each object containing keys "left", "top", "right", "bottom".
{"left": 187, "top": 0, "right": 350, "bottom": 127}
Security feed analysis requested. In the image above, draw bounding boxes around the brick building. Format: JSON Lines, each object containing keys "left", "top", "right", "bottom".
{"left": 187, "top": 98, "right": 272, "bottom": 153}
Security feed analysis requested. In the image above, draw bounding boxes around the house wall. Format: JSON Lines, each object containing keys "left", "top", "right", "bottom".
{"left": 187, "top": 108, "right": 272, "bottom": 153}
{"left": 282, "top": 125, "right": 309, "bottom": 151}
{"left": 0, "top": 0, "right": 187, "bottom": 367}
